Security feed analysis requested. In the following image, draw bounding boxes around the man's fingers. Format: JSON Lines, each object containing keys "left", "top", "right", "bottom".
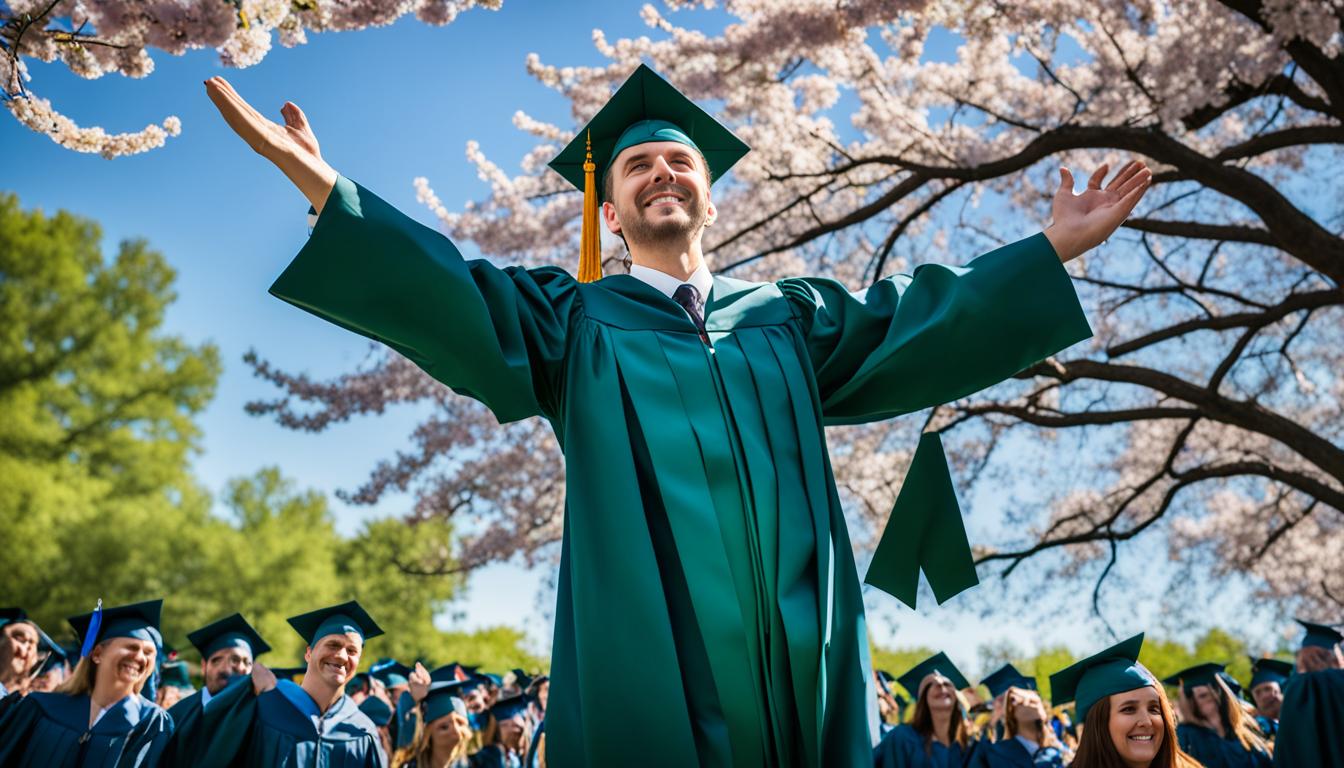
{"left": 1105, "top": 160, "right": 1143, "bottom": 191}
{"left": 1086, "top": 163, "right": 1109, "bottom": 190}
{"left": 1114, "top": 168, "right": 1152, "bottom": 200}
{"left": 281, "top": 101, "right": 308, "bottom": 132}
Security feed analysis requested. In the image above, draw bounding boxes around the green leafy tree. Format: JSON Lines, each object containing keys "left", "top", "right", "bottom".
{"left": 0, "top": 192, "right": 220, "bottom": 630}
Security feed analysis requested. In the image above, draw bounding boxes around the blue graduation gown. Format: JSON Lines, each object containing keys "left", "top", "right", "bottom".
{"left": 970, "top": 736, "right": 1066, "bottom": 767}
{"left": 1273, "top": 668, "right": 1344, "bottom": 767}
{"left": 0, "top": 691, "right": 173, "bottom": 767}
{"left": 1175, "top": 723, "right": 1272, "bottom": 768}
{"left": 179, "top": 678, "right": 386, "bottom": 767}
{"left": 874, "top": 724, "right": 978, "bottom": 768}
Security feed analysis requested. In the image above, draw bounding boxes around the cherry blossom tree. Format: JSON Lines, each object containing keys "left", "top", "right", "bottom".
{"left": 0, "top": 0, "right": 498, "bottom": 158}
{"left": 249, "top": 0, "right": 1342, "bottom": 619}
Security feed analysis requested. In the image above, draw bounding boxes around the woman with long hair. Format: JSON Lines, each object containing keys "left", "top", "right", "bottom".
{"left": 0, "top": 600, "right": 174, "bottom": 767}
{"left": 972, "top": 685, "right": 1069, "bottom": 766}
{"left": 874, "top": 652, "right": 979, "bottom": 768}
{"left": 470, "top": 693, "right": 533, "bottom": 768}
{"left": 392, "top": 679, "right": 475, "bottom": 768}
{"left": 1050, "top": 633, "right": 1201, "bottom": 768}
{"left": 1166, "top": 663, "right": 1272, "bottom": 767}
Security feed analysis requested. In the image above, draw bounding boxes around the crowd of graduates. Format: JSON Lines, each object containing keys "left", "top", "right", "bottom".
{"left": 0, "top": 597, "right": 1339, "bottom": 768}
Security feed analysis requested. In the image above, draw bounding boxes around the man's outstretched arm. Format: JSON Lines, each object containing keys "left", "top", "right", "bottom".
{"left": 204, "top": 76, "right": 338, "bottom": 214}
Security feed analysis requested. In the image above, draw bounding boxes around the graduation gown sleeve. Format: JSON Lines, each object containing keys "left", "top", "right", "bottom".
{"left": 1273, "top": 668, "right": 1344, "bottom": 767}
{"left": 0, "top": 692, "right": 174, "bottom": 768}
{"left": 269, "top": 176, "right": 580, "bottom": 423}
{"left": 779, "top": 232, "right": 1091, "bottom": 425}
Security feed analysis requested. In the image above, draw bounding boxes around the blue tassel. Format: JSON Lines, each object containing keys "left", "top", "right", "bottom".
{"left": 79, "top": 599, "right": 103, "bottom": 659}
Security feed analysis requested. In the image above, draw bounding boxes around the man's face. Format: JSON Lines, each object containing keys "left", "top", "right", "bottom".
{"left": 304, "top": 633, "right": 362, "bottom": 689}
{"left": 203, "top": 646, "right": 253, "bottom": 694}
{"left": 0, "top": 622, "right": 39, "bottom": 678}
{"left": 1250, "top": 681, "right": 1282, "bottom": 718}
{"left": 463, "top": 684, "right": 487, "bottom": 714}
{"left": 602, "top": 141, "right": 715, "bottom": 250}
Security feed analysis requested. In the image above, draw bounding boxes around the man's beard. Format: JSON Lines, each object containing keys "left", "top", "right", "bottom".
{"left": 617, "top": 183, "right": 707, "bottom": 247}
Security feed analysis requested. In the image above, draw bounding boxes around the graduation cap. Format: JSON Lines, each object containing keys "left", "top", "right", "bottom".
{"left": 865, "top": 432, "right": 979, "bottom": 609}
{"left": 509, "top": 668, "right": 534, "bottom": 690}
{"left": 547, "top": 63, "right": 749, "bottom": 283}
{"left": 1248, "top": 657, "right": 1293, "bottom": 689}
{"left": 430, "top": 662, "right": 473, "bottom": 684}
{"left": 897, "top": 652, "right": 971, "bottom": 699}
{"left": 286, "top": 601, "right": 383, "bottom": 646}
{"left": 422, "top": 679, "right": 471, "bottom": 724}
{"left": 346, "top": 672, "right": 372, "bottom": 695}
{"left": 1162, "top": 662, "right": 1228, "bottom": 695}
{"left": 1048, "top": 633, "right": 1152, "bottom": 722}
{"left": 1296, "top": 619, "right": 1343, "bottom": 650}
{"left": 981, "top": 663, "right": 1037, "bottom": 698}
{"left": 37, "top": 640, "right": 70, "bottom": 676}
{"left": 0, "top": 607, "right": 32, "bottom": 629}
{"left": 67, "top": 599, "right": 163, "bottom": 658}
{"left": 489, "top": 692, "right": 532, "bottom": 721}
{"left": 187, "top": 613, "right": 271, "bottom": 662}
{"left": 370, "top": 658, "right": 412, "bottom": 688}
{"left": 359, "top": 695, "right": 393, "bottom": 727}
{"left": 160, "top": 660, "right": 194, "bottom": 691}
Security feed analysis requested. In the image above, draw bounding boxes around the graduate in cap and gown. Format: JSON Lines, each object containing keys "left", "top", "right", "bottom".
{"left": 977, "top": 663, "right": 1036, "bottom": 744}
{"left": 159, "top": 612, "right": 271, "bottom": 765}
{"left": 1245, "top": 657, "right": 1291, "bottom": 739}
{"left": 392, "top": 676, "right": 474, "bottom": 768}
{"left": 168, "top": 600, "right": 387, "bottom": 767}
{"left": 29, "top": 642, "right": 72, "bottom": 694}
{"left": 1272, "top": 619, "right": 1344, "bottom": 767}
{"left": 970, "top": 680, "right": 1068, "bottom": 767}
{"left": 470, "top": 693, "right": 534, "bottom": 768}
{"left": 0, "top": 599, "right": 174, "bottom": 767}
{"left": 875, "top": 669, "right": 906, "bottom": 739}
{"left": 205, "top": 52, "right": 1151, "bottom": 764}
{"left": 0, "top": 607, "right": 62, "bottom": 699}
{"left": 1049, "top": 634, "right": 1199, "bottom": 768}
{"left": 371, "top": 659, "right": 414, "bottom": 747}
{"left": 1164, "top": 662, "right": 1272, "bottom": 767}
{"left": 874, "top": 653, "right": 980, "bottom": 768}
{"left": 156, "top": 661, "right": 194, "bottom": 710}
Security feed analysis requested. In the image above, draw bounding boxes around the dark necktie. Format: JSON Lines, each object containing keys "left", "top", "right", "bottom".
{"left": 672, "top": 283, "right": 710, "bottom": 345}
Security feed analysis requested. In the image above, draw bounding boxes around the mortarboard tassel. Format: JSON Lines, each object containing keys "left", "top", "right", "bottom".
{"left": 80, "top": 598, "right": 103, "bottom": 659}
{"left": 578, "top": 131, "right": 603, "bottom": 283}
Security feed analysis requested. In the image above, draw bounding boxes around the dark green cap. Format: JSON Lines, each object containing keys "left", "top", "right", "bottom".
{"left": 423, "top": 679, "right": 470, "bottom": 723}
{"left": 370, "top": 658, "right": 412, "bottom": 688}
{"left": 68, "top": 599, "right": 163, "bottom": 657}
{"left": 1296, "top": 619, "right": 1342, "bottom": 650}
{"left": 1248, "top": 657, "right": 1293, "bottom": 689}
{"left": 286, "top": 601, "right": 383, "bottom": 646}
{"left": 897, "top": 652, "right": 970, "bottom": 699}
{"left": 548, "top": 64, "right": 748, "bottom": 193}
{"left": 981, "top": 662, "right": 1037, "bottom": 698}
{"left": 1048, "top": 633, "right": 1152, "bottom": 722}
{"left": 359, "top": 695, "right": 393, "bottom": 727}
{"left": 1162, "top": 662, "right": 1227, "bottom": 695}
{"left": 187, "top": 613, "right": 271, "bottom": 662}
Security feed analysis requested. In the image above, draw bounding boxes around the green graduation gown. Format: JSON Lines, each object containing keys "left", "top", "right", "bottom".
{"left": 270, "top": 177, "right": 1091, "bottom": 768}
{"left": 1272, "top": 668, "right": 1344, "bottom": 767}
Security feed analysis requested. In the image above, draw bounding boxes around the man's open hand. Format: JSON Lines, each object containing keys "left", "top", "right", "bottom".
{"left": 204, "top": 76, "right": 338, "bottom": 213}
{"left": 1044, "top": 160, "right": 1152, "bottom": 262}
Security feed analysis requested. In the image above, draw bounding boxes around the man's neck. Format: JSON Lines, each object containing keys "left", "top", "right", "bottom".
{"left": 628, "top": 240, "right": 703, "bottom": 282}
{"left": 300, "top": 676, "right": 343, "bottom": 714}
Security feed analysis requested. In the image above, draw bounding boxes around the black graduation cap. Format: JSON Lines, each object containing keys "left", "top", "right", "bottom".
{"left": 430, "top": 662, "right": 473, "bottom": 683}
{"left": 286, "top": 601, "right": 384, "bottom": 646}
{"left": 981, "top": 662, "right": 1038, "bottom": 698}
{"left": 509, "top": 668, "right": 534, "bottom": 690}
{"left": 0, "top": 607, "right": 30, "bottom": 628}
{"left": 1162, "top": 662, "right": 1227, "bottom": 695}
{"left": 160, "top": 660, "right": 194, "bottom": 690}
{"left": 345, "top": 672, "right": 372, "bottom": 695}
{"left": 1248, "top": 657, "right": 1293, "bottom": 689}
{"left": 67, "top": 599, "right": 163, "bottom": 658}
{"left": 187, "top": 613, "right": 271, "bottom": 662}
{"left": 269, "top": 665, "right": 308, "bottom": 683}
{"left": 489, "top": 692, "right": 532, "bottom": 721}
{"left": 1296, "top": 619, "right": 1343, "bottom": 650}
{"left": 370, "top": 658, "right": 412, "bottom": 688}
{"left": 424, "top": 679, "right": 472, "bottom": 723}
{"left": 897, "top": 652, "right": 971, "bottom": 699}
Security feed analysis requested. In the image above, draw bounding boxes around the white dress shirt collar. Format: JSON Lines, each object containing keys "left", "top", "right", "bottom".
{"left": 628, "top": 260, "right": 713, "bottom": 300}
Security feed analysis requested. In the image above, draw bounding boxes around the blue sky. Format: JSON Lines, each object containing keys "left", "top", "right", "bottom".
{"left": 3, "top": 2, "right": 1281, "bottom": 674}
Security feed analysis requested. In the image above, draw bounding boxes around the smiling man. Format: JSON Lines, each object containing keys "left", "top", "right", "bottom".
{"left": 0, "top": 608, "right": 45, "bottom": 699}
{"left": 206, "top": 63, "right": 1150, "bottom": 767}
{"left": 164, "top": 601, "right": 387, "bottom": 767}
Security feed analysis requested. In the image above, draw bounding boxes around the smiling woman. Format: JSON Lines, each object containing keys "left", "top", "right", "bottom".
{"left": 0, "top": 600, "right": 174, "bottom": 767}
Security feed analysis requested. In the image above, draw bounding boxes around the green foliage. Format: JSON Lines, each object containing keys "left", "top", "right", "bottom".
{"left": 0, "top": 191, "right": 220, "bottom": 630}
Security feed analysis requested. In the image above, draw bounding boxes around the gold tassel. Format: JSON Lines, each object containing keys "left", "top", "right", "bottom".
{"left": 578, "top": 130, "right": 603, "bottom": 283}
